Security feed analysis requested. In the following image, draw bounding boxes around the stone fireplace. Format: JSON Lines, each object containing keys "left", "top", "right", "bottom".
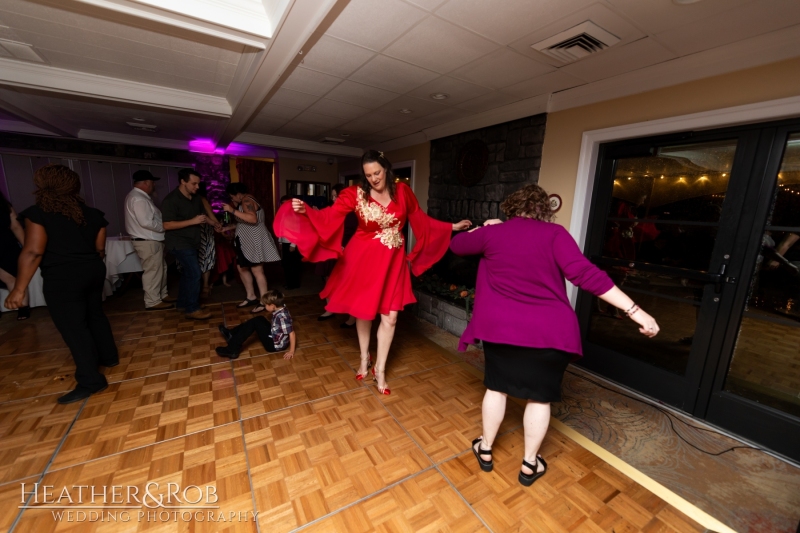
{"left": 412, "top": 113, "right": 548, "bottom": 335}
{"left": 426, "top": 113, "right": 547, "bottom": 223}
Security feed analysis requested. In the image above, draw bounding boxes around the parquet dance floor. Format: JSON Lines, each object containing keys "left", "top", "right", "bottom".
{"left": 0, "top": 296, "right": 706, "bottom": 532}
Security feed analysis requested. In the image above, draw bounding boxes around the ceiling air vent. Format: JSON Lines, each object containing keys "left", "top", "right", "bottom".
{"left": 319, "top": 137, "right": 346, "bottom": 145}
{"left": 531, "top": 21, "right": 620, "bottom": 64}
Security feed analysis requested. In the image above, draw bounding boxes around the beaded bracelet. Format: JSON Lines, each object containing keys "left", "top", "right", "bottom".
{"left": 625, "top": 304, "right": 640, "bottom": 317}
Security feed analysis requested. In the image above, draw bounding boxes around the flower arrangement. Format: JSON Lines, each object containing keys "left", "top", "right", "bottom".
{"left": 414, "top": 273, "right": 475, "bottom": 314}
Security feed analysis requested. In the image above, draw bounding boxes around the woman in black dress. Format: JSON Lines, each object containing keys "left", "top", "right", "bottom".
{"left": 0, "top": 192, "right": 29, "bottom": 319}
{"left": 4, "top": 165, "right": 118, "bottom": 404}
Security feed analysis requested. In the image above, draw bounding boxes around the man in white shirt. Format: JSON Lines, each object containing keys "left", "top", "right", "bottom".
{"left": 125, "top": 170, "right": 174, "bottom": 310}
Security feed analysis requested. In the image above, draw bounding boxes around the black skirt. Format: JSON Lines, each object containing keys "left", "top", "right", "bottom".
{"left": 235, "top": 236, "right": 257, "bottom": 268}
{"left": 482, "top": 341, "right": 573, "bottom": 402}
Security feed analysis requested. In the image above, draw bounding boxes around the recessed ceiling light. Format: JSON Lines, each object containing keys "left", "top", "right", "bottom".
{"left": 430, "top": 93, "right": 449, "bottom": 100}
{"left": 132, "top": 117, "right": 146, "bottom": 122}
{"left": 398, "top": 108, "right": 413, "bottom": 114}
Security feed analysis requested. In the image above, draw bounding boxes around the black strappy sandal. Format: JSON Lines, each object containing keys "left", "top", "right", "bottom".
{"left": 237, "top": 299, "right": 258, "bottom": 308}
{"left": 17, "top": 306, "right": 31, "bottom": 320}
{"left": 472, "top": 437, "right": 493, "bottom": 472}
{"left": 519, "top": 455, "right": 547, "bottom": 486}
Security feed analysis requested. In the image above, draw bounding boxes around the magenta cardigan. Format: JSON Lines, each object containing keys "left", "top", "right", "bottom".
{"left": 450, "top": 217, "right": 614, "bottom": 356}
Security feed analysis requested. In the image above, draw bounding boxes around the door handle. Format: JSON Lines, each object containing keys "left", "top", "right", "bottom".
{"left": 714, "top": 261, "right": 735, "bottom": 293}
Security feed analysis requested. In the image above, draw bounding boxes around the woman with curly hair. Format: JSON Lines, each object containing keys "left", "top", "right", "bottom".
{"left": 451, "top": 183, "right": 659, "bottom": 487}
{"left": 274, "top": 150, "right": 471, "bottom": 394}
{"left": 4, "top": 164, "right": 117, "bottom": 404}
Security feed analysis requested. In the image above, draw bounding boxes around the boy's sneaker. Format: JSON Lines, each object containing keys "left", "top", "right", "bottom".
{"left": 215, "top": 346, "right": 239, "bottom": 359}
{"left": 218, "top": 325, "right": 233, "bottom": 343}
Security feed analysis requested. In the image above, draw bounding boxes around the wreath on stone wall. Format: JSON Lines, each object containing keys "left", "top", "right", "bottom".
{"left": 456, "top": 139, "right": 489, "bottom": 186}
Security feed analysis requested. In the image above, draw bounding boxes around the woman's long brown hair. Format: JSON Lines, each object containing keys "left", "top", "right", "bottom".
{"left": 360, "top": 150, "right": 397, "bottom": 201}
{"left": 33, "top": 164, "right": 86, "bottom": 225}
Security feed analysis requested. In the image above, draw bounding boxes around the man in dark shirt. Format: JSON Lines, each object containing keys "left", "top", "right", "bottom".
{"left": 161, "top": 168, "right": 211, "bottom": 319}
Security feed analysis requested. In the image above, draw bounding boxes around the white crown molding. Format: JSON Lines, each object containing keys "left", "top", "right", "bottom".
{"left": 549, "top": 23, "right": 800, "bottom": 113}
{"left": 72, "top": 0, "right": 270, "bottom": 48}
{"left": 0, "top": 58, "right": 232, "bottom": 117}
{"left": 128, "top": 0, "right": 272, "bottom": 38}
{"left": 235, "top": 132, "right": 363, "bottom": 157}
{"left": 0, "top": 119, "right": 56, "bottom": 136}
{"left": 78, "top": 129, "right": 190, "bottom": 150}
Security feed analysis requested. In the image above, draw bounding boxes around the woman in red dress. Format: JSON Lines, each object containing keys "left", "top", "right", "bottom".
{"left": 274, "top": 150, "right": 471, "bottom": 394}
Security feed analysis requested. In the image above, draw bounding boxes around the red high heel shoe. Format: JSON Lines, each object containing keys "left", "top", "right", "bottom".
{"left": 371, "top": 367, "right": 391, "bottom": 395}
{"left": 355, "top": 356, "right": 373, "bottom": 381}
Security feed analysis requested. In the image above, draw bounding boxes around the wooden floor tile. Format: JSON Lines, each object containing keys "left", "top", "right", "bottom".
{"left": 0, "top": 350, "right": 76, "bottom": 403}
{"left": 234, "top": 345, "right": 363, "bottom": 418}
{"left": 0, "top": 394, "right": 82, "bottom": 484}
{"left": 377, "top": 364, "right": 524, "bottom": 463}
{"left": 439, "top": 426, "right": 705, "bottom": 533}
{"left": 16, "top": 423, "right": 258, "bottom": 532}
{"left": 302, "top": 469, "right": 488, "bottom": 533}
{"left": 0, "top": 476, "right": 36, "bottom": 533}
{"left": 50, "top": 363, "right": 238, "bottom": 470}
{"left": 110, "top": 304, "right": 225, "bottom": 340}
{"left": 334, "top": 331, "right": 459, "bottom": 381}
{"left": 108, "top": 329, "right": 230, "bottom": 382}
{"left": 309, "top": 315, "right": 360, "bottom": 343}
{"left": 242, "top": 388, "right": 431, "bottom": 532}
{"left": 0, "top": 317, "right": 67, "bottom": 356}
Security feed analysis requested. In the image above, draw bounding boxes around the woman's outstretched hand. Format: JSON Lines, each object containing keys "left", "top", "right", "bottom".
{"left": 483, "top": 219, "right": 503, "bottom": 226}
{"left": 452, "top": 220, "right": 472, "bottom": 231}
{"left": 630, "top": 309, "right": 660, "bottom": 337}
{"left": 291, "top": 199, "right": 306, "bottom": 214}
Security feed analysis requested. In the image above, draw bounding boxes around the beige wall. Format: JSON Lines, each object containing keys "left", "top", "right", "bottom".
{"left": 276, "top": 157, "right": 340, "bottom": 196}
{"left": 539, "top": 56, "right": 800, "bottom": 230}
{"left": 339, "top": 142, "right": 432, "bottom": 212}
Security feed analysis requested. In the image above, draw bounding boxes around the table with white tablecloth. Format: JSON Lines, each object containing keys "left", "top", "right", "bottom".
{"left": 0, "top": 237, "right": 144, "bottom": 311}
{"left": 103, "top": 236, "right": 144, "bottom": 297}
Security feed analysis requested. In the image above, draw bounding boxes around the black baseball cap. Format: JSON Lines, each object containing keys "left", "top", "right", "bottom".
{"left": 132, "top": 170, "right": 160, "bottom": 182}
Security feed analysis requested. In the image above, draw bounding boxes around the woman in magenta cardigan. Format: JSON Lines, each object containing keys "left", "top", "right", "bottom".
{"left": 450, "top": 184, "right": 659, "bottom": 487}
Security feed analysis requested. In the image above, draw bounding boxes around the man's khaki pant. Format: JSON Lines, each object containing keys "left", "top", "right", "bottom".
{"left": 132, "top": 240, "right": 168, "bottom": 308}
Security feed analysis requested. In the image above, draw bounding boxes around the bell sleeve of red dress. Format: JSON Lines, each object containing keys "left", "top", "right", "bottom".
{"left": 273, "top": 187, "right": 357, "bottom": 263}
{"left": 403, "top": 183, "right": 453, "bottom": 276}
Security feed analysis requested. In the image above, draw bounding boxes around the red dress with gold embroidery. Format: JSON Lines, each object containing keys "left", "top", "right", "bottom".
{"left": 273, "top": 183, "right": 452, "bottom": 319}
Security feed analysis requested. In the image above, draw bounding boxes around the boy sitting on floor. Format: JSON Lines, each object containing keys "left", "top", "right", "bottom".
{"left": 216, "top": 290, "right": 295, "bottom": 360}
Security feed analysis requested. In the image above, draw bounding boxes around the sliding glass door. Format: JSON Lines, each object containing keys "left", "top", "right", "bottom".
{"left": 578, "top": 119, "right": 800, "bottom": 460}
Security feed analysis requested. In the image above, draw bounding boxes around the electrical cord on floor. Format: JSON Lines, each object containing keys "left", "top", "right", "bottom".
{"left": 564, "top": 369, "right": 763, "bottom": 456}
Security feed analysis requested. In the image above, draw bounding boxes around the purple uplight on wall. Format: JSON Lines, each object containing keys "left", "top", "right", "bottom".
{"left": 194, "top": 153, "right": 231, "bottom": 211}
{"left": 189, "top": 139, "right": 225, "bottom": 154}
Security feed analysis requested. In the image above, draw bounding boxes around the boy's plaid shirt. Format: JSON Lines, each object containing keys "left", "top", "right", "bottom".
{"left": 271, "top": 307, "right": 293, "bottom": 350}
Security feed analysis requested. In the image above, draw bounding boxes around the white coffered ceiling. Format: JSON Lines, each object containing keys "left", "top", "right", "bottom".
{"left": 0, "top": 0, "right": 799, "bottom": 157}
